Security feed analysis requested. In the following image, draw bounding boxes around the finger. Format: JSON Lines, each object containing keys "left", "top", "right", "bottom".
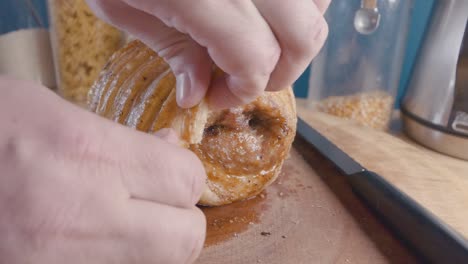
{"left": 124, "top": 201, "right": 206, "bottom": 264}
{"left": 114, "top": 130, "right": 207, "bottom": 208}
{"left": 86, "top": 0, "right": 212, "bottom": 109}
{"left": 70, "top": 105, "right": 206, "bottom": 208}
{"left": 154, "top": 128, "right": 180, "bottom": 146}
{"left": 314, "top": 0, "right": 332, "bottom": 14}
{"left": 207, "top": 69, "right": 269, "bottom": 109}
{"left": 253, "top": 0, "right": 329, "bottom": 92}
{"left": 119, "top": 0, "right": 280, "bottom": 109}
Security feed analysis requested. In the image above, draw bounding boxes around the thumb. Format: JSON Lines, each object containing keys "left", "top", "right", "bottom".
{"left": 86, "top": 0, "right": 212, "bottom": 108}
{"left": 154, "top": 128, "right": 180, "bottom": 146}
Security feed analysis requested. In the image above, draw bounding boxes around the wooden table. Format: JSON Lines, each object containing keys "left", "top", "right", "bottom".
{"left": 197, "top": 146, "right": 419, "bottom": 263}
{"left": 296, "top": 99, "right": 468, "bottom": 242}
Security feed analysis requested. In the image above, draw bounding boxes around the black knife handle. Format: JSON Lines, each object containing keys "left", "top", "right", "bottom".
{"left": 348, "top": 171, "right": 468, "bottom": 263}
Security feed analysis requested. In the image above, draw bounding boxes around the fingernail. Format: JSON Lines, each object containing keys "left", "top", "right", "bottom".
{"left": 176, "top": 73, "right": 192, "bottom": 108}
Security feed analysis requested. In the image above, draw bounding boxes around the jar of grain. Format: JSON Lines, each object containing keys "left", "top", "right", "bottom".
{"left": 47, "top": 0, "right": 124, "bottom": 107}
{"left": 307, "top": 0, "right": 412, "bottom": 130}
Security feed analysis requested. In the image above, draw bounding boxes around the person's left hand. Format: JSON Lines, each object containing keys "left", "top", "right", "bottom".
{"left": 0, "top": 76, "right": 207, "bottom": 264}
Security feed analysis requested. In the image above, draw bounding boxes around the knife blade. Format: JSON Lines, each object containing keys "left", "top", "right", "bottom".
{"left": 296, "top": 117, "right": 468, "bottom": 263}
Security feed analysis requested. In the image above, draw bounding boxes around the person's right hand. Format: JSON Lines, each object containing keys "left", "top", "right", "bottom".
{"left": 86, "top": 0, "right": 330, "bottom": 109}
{"left": 0, "top": 76, "right": 206, "bottom": 264}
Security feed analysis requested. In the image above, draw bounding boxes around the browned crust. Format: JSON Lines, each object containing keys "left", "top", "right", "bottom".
{"left": 88, "top": 40, "right": 297, "bottom": 206}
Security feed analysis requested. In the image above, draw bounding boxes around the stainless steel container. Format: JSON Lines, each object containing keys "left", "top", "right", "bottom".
{"left": 401, "top": 0, "right": 468, "bottom": 160}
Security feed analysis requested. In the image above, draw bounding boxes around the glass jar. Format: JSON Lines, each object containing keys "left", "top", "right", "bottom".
{"left": 47, "top": 0, "right": 124, "bottom": 107}
{"left": 0, "top": 0, "right": 56, "bottom": 89}
{"left": 307, "top": 0, "right": 413, "bottom": 130}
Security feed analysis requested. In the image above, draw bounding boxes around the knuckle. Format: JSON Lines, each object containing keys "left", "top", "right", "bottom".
{"left": 183, "top": 209, "right": 206, "bottom": 263}
{"left": 156, "top": 36, "right": 191, "bottom": 64}
{"left": 183, "top": 151, "right": 206, "bottom": 205}
{"left": 230, "top": 87, "right": 262, "bottom": 104}
{"left": 309, "top": 17, "right": 329, "bottom": 54}
{"left": 288, "top": 16, "right": 328, "bottom": 61}
{"left": 228, "top": 74, "right": 270, "bottom": 103}
{"left": 236, "top": 39, "right": 280, "bottom": 78}
{"left": 317, "top": 0, "right": 332, "bottom": 13}
{"left": 253, "top": 42, "right": 281, "bottom": 76}
{"left": 1, "top": 134, "right": 34, "bottom": 165}
{"left": 310, "top": 19, "right": 329, "bottom": 58}
{"left": 155, "top": 128, "right": 180, "bottom": 144}
{"left": 54, "top": 123, "right": 100, "bottom": 165}
{"left": 159, "top": 208, "right": 206, "bottom": 264}
{"left": 316, "top": 18, "right": 329, "bottom": 44}
{"left": 86, "top": 0, "right": 115, "bottom": 23}
{"left": 167, "top": 146, "right": 206, "bottom": 207}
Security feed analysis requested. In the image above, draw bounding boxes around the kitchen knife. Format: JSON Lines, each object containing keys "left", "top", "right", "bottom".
{"left": 296, "top": 117, "right": 468, "bottom": 263}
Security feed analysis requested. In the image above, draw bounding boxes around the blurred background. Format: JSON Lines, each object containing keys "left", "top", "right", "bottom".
{"left": 0, "top": 0, "right": 435, "bottom": 109}
{"left": 293, "top": 0, "right": 435, "bottom": 109}
{"left": 0, "top": 0, "right": 49, "bottom": 33}
{"left": 1, "top": 0, "right": 467, "bottom": 167}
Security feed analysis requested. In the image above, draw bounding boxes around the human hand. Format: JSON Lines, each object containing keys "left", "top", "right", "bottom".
{"left": 0, "top": 77, "right": 206, "bottom": 264}
{"left": 86, "top": 0, "right": 330, "bottom": 109}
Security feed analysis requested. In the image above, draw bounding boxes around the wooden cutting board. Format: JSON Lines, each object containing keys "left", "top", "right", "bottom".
{"left": 197, "top": 148, "right": 418, "bottom": 263}
{"left": 296, "top": 100, "right": 468, "bottom": 241}
{"left": 197, "top": 99, "right": 468, "bottom": 263}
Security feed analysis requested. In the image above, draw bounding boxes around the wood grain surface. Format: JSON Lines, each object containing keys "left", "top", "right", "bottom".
{"left": 296, "top": 100, "right": 468, "bottom": 242}
{"left": 197, "top": 147, "right": 419, "bottom": 263}
{"left": 197, "top": 98, "right": 468, "bottom": 263}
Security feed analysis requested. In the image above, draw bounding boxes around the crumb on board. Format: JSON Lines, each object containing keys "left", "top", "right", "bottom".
{"left": 260, "top": 231, "right": 271, "bottom": 236}
{"left": 282, "top": 235, "right": 287, "bottom": 239}
{"left": 260, "top": 194, "right": 265, "bottom": 199}
{"left": 279, "top": 192, "right": 284, "bottom": 197}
